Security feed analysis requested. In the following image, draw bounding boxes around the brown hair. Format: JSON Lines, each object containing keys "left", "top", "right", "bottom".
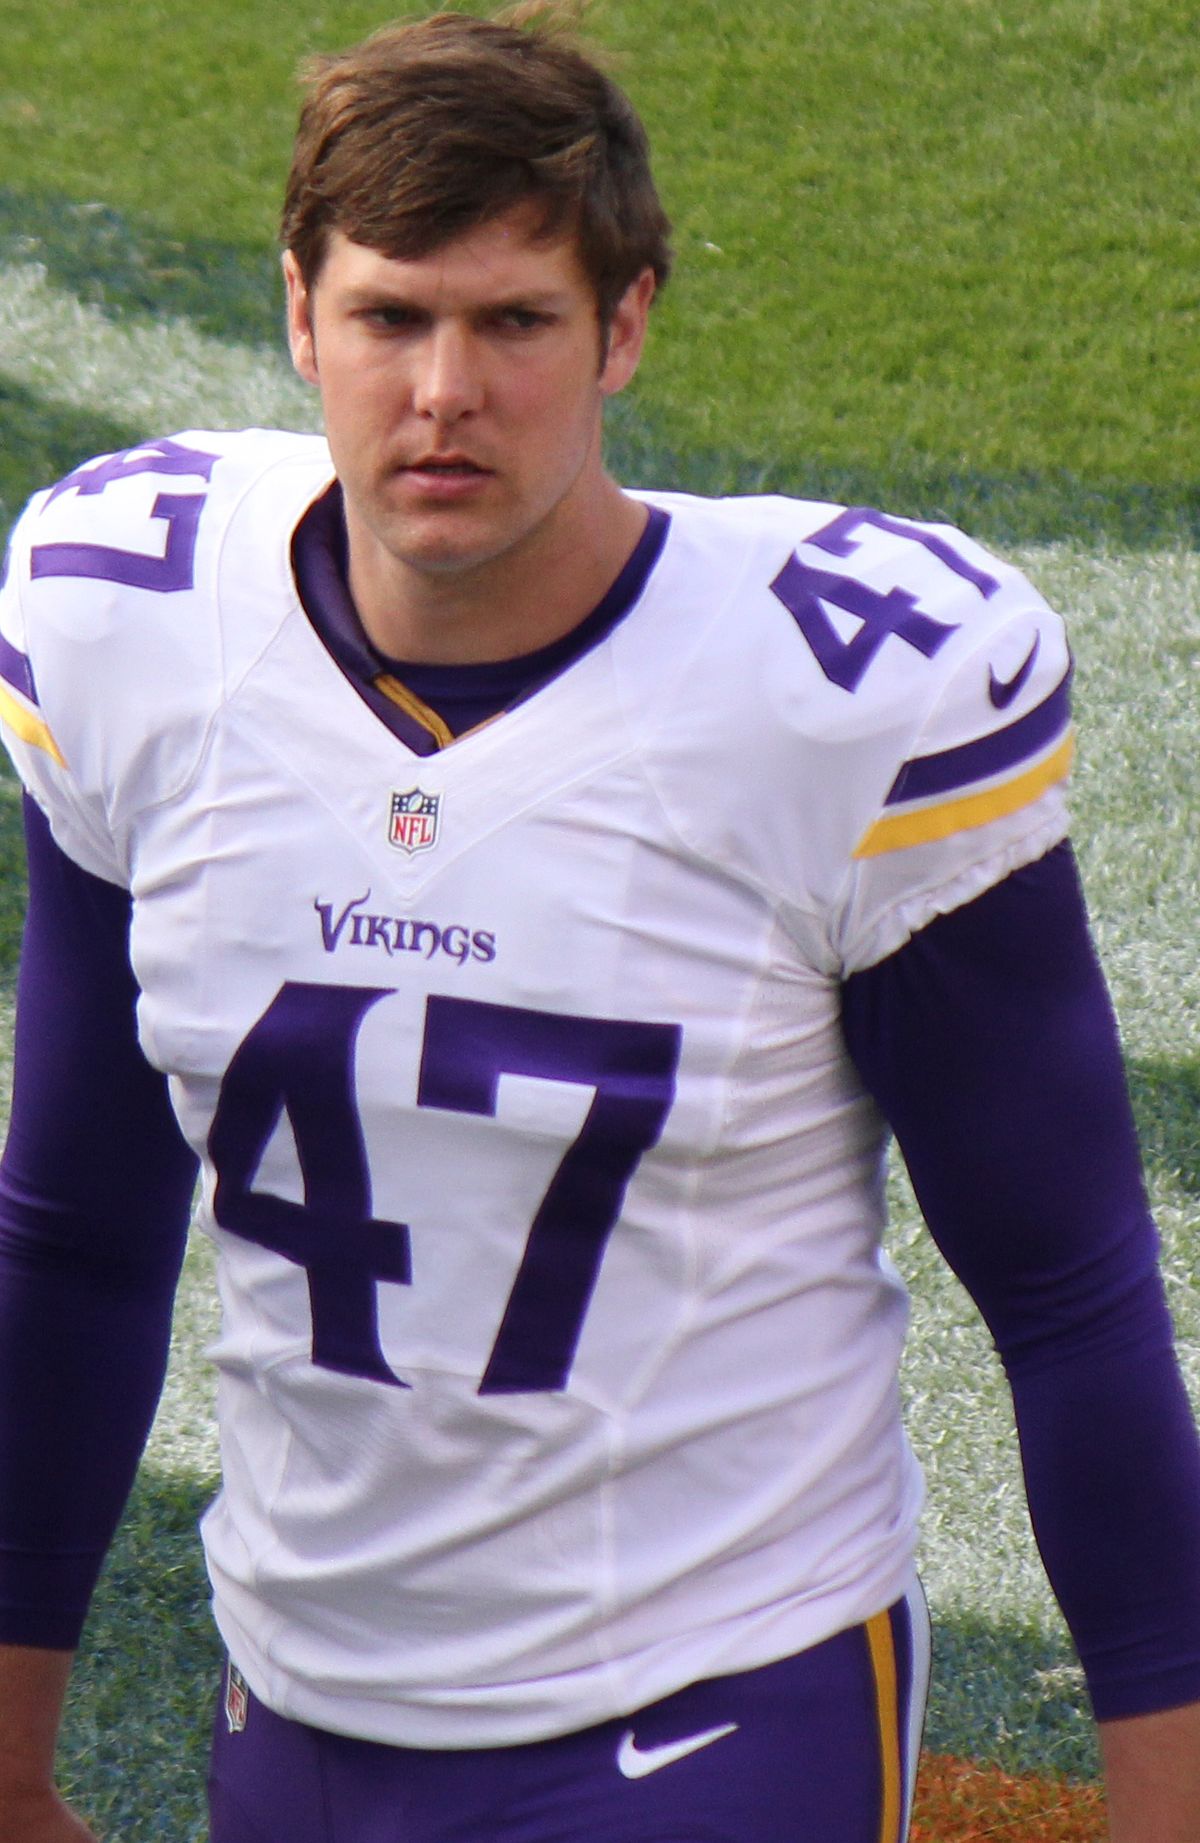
{"left": 280, "top": 7, "right": 672, "bottom": 326}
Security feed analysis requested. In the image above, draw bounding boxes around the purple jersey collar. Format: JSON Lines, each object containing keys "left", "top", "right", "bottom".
{"left": 291, "top": 483, "right": 670, "bottom": 756}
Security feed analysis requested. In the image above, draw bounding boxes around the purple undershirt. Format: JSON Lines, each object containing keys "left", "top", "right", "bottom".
{"left": 0, "top": 801, "right": 197, "bottom": 1646}
{"left": 1, "top": 493, "right": 1198, "bottom": 1722}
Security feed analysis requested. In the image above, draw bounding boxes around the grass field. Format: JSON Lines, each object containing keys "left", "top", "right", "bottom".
{"left": 1, "top": 1, "right": 1198, "bottom": 1836}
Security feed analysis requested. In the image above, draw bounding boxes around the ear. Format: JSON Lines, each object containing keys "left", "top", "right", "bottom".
{"left": 599, "top": 268, "right": 656, "bottom": 398}
{"left": 282, "top": 251, "right": 320, "bottom": 385}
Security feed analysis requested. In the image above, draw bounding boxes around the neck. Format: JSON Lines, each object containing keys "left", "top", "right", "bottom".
{"left": 346, "top": 473, "right": 648, "bottom": 666}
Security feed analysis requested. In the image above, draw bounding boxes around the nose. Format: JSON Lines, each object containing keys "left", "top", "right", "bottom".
{"left": 412, "top": 322, "right": 483, "bottom": 425}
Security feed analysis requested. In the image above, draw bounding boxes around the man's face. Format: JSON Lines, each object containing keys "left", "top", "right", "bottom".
{"left": 284, "top": 206, "right": 653, "bottom": 597}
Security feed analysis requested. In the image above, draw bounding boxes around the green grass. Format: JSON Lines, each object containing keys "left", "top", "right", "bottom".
{"left": 2, "top": 0, "right": 1200, "bottom": 529}
{"left": 59, "top": 1472, "right": 221, "bottom": 1842}
{"left": 618, "top": 0, "right": 1200, "bottom": 490}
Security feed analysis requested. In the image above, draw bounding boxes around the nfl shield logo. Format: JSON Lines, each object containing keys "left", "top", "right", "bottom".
{"left": 224, "top": 1660, "right": 249, "bottom": 1734}
{"left": 389, "top": 787, "right": 441, "bottom": 855}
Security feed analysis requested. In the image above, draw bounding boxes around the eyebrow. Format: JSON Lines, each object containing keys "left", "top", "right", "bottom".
{"left": 341, "top": 282, "right": 575, "bottom": 315}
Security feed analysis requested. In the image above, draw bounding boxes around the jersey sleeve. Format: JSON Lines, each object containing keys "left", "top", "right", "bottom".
{"left": 0, "top": 432, "right": 263, "bottom": 886}
{"left": 0, "top": 507, "right": 126, "bottom": 884}
{"left": 831, "top": 568, "right": 1072, "bottom": 974}
{"left": 686, "top": 498, "right": 1077, "bottom": 976}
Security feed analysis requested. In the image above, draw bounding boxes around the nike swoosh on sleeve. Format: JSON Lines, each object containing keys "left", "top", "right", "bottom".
{"left": 988, "top": 634, "right": 1040, "bottom": 708}
{"left": 616, "top": 1721, "right": 739, "bottom": 1779}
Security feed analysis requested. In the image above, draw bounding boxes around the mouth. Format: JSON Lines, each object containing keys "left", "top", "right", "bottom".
{"left": 403, "top": 454, "right": 492, "bottom": 479}
{"left": 394, "top": 453, "right": 495, "bottom": 507}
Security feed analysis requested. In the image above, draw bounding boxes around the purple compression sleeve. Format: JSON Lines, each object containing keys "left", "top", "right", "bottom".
{"left": 840, "top": 842, "right": 1200, "bottom": 1719}
{"left": 0, "top": 796, "right": 197, "bottom": 1647}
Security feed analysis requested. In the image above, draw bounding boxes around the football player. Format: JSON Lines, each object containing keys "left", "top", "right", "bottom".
{"left": 0, "top": 9, "right": 1198, "bottom": 1841}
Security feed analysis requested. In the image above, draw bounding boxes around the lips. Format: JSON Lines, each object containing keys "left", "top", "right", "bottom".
{"left": 394, "top": 453, "right": 495, "bottom": 506}
{"left": 403, "top": 453, "right": 490, "bottom": 477}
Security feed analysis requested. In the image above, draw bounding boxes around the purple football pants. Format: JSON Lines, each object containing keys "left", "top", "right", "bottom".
{"left": 208, "top": 1582, "right": 929, "bottom": 1843}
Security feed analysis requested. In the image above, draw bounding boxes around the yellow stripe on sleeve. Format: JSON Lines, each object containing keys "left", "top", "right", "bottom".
{"left": 866, "top": 1608, "right": 902, "bottom": 1843}
{"left": 853, "top": 731, "right": 1073, "bottom": 860}
{"left": 0, "top": 683, "right": 66, "bottom": 767}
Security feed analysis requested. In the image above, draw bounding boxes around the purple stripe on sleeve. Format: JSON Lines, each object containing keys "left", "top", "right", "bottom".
{"left": 0, "top": 633, "right": 36, "bottom": 704}
{"left": 840, "top": 844, "right": 1200, "bottom": 1719}
{"left": 884, "top": 664, "right": 1072, "bottom": 805}
{"left": 0, "top": 797, "right": 198, "bottom": 1647}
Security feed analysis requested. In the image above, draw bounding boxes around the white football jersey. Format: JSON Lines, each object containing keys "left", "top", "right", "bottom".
{"left": 0, "top": 430, "right": 1070, "bottom": 1746}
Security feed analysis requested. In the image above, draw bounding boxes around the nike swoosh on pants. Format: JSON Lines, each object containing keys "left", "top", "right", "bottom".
{"left": 616, "top": 1721, "right": 740, "bottom": 1779}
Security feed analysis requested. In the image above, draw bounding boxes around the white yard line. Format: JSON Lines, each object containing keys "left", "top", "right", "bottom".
{"left": 0, "top": 261, "right": 321, "bottom": 434}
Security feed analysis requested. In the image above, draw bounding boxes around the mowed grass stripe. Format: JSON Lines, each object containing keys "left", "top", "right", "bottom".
{"left": 0, "top": 261, "right": 319, "bottom": 449}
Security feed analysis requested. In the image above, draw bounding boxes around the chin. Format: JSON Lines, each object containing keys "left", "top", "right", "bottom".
{"left": 394, "top": 535, "right": 505, "bottom": 577}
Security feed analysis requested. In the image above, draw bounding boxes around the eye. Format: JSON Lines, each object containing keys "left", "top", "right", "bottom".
{"left": 492, "top": 306, "right": 552, "bottom": 333}
{"left": 360, "top": 304, "right": 426, "bottom": 332}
